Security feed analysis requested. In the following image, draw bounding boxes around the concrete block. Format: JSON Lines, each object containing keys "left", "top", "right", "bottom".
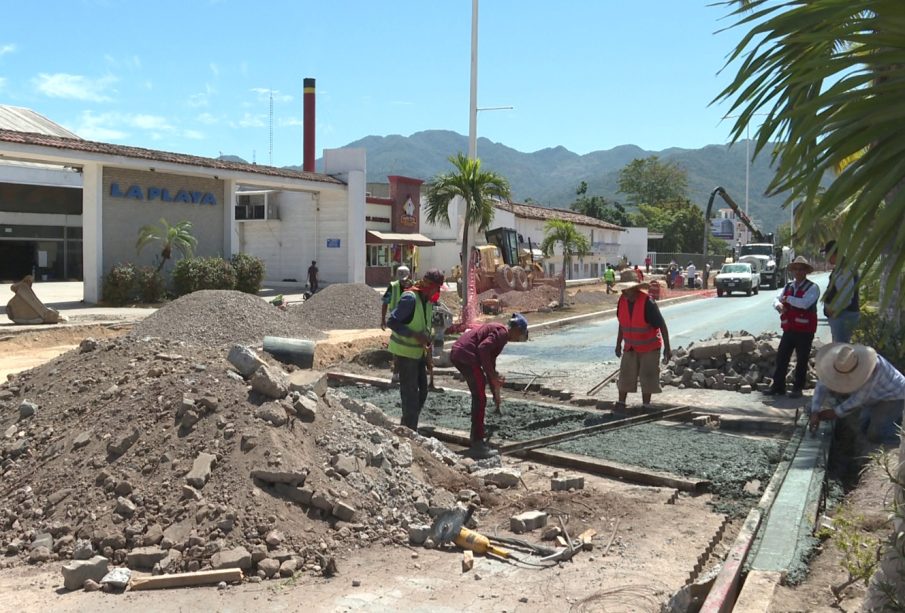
{"left": 473, "top": 467, "right": 521, "bottom": 489}
{"left": 510, "top": 510, "right": 548, "bottom": 534}
{"left": 551, "top": 476, "right": 585, "bottom": 491}
{"left": 408, "top": 524, "right": 432, "bottom": 546}
{"left": 61, "top": 556, "right": 109, "bottom": 591}
{"left": 288, "top": 370, "right": 328, "bottom": 397}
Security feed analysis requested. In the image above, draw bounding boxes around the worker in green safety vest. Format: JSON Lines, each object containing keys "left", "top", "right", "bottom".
{"left": 382, "top": 265, "right": 414, "bottom": 384}
{"left": 387, "top": 268, "right": 445, "bottom": 431}
{"left": 603, "top": 265, "right": 616, "bottom": 294}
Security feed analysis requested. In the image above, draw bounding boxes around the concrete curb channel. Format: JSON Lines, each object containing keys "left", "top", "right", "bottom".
{"left": 326, "top": 369, "right": 832, "bottom": 612}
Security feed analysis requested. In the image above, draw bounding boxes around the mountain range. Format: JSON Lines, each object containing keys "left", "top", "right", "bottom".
{"left": 235, "top": 130, "right": 795, "bottom": 233}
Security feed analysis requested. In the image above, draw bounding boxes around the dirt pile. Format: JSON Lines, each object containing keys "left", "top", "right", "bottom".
{"left": 293, "top": 284, "right": 383, "bottom": 331}
{"left": 0, "top": 337, "right": 480, "bottom": 582}
{"left": 130, "top": 290, "right": 324, "bottom": 346}
{"left": 476, "top": 284, "right": 561, "bottom": 312}
{"left": 662, "top": 330, "right": 823, "bottom": 392}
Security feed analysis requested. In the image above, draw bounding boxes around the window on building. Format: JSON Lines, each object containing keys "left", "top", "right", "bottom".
{"left": 235, "top": 193, "right": 266, "bottom": 220}
{"left": 591, "top": 263, "right": 599, "bottom": 277}
{"left": 367, "top": 245, "right": 392, "bottom": 266}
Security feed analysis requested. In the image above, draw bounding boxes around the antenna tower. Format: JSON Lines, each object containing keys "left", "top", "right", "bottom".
{"left": 269, "top": 90, "right": 274, "bottom": 166}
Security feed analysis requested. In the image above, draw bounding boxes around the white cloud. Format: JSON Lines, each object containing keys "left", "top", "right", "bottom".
{"left": 391, "top": 100, "right": 415, "bottom": 106}
{"left": 183, "top": 129, "right": 204, "bottom": 140}
{"left": 0, "top": 43, "right": 16, "bottom": 56}
{"left": 33, "top": 73, "right": 117, "bottom": 102}
{"left": 187, "top": 84, "right": 216, "bottom": 108}
{"left": 73, "top": 110, "right": 179, "bottom": 141}
{"left": 251, "top": 88, "right": 293, "bottom": 103}
{"left": 196, "top": 112, "right": 218, "bottom": 125}
{"left": 210, "top": 63, "right": 219, "bottom": 77}
{"left": 130, "top": 114, "right": 173, "bottom": 131}
{"left": 236, "top": 113, "right": 266, "bottom": 128}
{"left": 279, "top": 117, "right": 303, "bottom": 127}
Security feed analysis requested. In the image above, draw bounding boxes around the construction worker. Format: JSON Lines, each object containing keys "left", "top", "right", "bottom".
{"left": 809, "top": 343, "right": 904, "bottom": 445}
{"left": 603, "top": 265, "right": 616, "bottom": 294}
{"left": 387, "top": 269, "right": 445, "bottom": 432}
{"left": 450, "top": 314, "right": 530, "bottom": 458}
{"left": 615, "top": 280, "right": 672, "bottom": 409}
{"left": 764, "top": 256, "right": 819, "bottom": 398}
{"left": 382, "top": 266, "right": 413, "bottom": 384}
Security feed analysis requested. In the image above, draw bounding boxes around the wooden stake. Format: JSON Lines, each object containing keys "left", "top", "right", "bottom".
{"left": 129, "top": 568, "right": 244, "bottom": 591}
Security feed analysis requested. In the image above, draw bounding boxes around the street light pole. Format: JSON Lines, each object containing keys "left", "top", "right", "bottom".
{"left": 468, "top": 0, "right": 478, "bottom": 160}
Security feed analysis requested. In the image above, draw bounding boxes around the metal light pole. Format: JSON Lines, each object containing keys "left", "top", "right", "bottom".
{"left": 468, "top": 0, "right": 478, "bottom": 160}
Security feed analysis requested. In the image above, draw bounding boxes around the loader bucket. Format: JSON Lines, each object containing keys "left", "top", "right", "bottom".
{"left": 5, "top": 276, "right": 64, "bottom": 325}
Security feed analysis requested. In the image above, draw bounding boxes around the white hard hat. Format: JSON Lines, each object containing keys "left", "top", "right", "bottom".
{"left": 396, "top": 266, "right": 411, "bottom": 280}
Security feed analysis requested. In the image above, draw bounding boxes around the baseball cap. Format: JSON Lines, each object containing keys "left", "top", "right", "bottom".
{"left": 509, "top": 312, "right": 528, "bottom": 332}
{"left": 422, "top": 269, "right": 445, "bottom": 285}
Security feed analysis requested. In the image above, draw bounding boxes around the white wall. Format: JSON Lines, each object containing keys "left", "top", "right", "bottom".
{"left": 323, "top": 148, "right": 366, "bottom": 284}
{"left": 620, "top": 227, "right": 649, "bottom": 266}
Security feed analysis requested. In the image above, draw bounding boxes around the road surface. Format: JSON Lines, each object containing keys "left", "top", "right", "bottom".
{"left": 498, "top": 273, "right": 832, "bottom": 393}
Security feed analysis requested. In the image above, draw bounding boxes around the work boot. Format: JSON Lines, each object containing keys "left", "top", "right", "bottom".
{"left": 762, "top": 387, "right": 785, "bottom": 397}
{"left": 787, "top": 388, "right": 803, "bottom": 399}
{"left": 466, "top": 441, "right": 498, "bottom": 460}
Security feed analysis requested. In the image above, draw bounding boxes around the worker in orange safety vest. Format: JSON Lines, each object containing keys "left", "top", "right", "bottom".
{"left": 614, "top": 280, "right": 672, "bottom": 409}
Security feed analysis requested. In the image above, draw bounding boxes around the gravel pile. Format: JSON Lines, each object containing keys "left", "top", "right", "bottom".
{"left": 661, "top": 330, "right": 823, "bottom": 392}
{"left": 293, "top": 284, "right": 383, "bottom": 331}
{"left": 0, "top": 337, "right": 479, "bottom": 583}
{"left": 130, "top": 290, "right": 324, "bottom": 346}
{"left": 476, "top": 284, "right": 561, "bottom": 312}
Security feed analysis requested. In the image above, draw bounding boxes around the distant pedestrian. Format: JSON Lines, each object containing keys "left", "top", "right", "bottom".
{"left": 821, "top": 240, "right": 860, "bottom": 343}
{"left": 450, "top": 314, "right": 529, "bottom": 458}
{"left": 644, "top": 255, "right": 652, "bottom": 273}
{"left": 307, "top": 260, "right": 319, "bottom": 293}
{"left": 387, "top": 269, "right": 445, "bottom": 431}
{"left": 615, "top": 280, "right": 672, "bottom": 409}
{"left": 765, "top": 256, "right": 819, "bottom": 398}
{"left": 686, "top": 262, "right": 697, "bottom": 289}
{"left": 703, "top": 263, "right": 712, "bottom": 290}
{"left": 809, "top": 343, "right": 904, "bottom": 445}
{"left": 603, "top": 265, "right": 616, "bottom": 294}
{"left": 633, "top": 265, "right": 644, "bottom": 282}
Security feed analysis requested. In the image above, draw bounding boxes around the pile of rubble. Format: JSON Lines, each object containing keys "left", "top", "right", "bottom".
{"left": 293, "top": 284, "right": 384, "bottom": 331}
{"left": 661, "top": 331, "right": 823, "bottom": 392}
{"left": 0, "top": 334, "right": 505, "bottom": 590}
{"left": 476, "top": 284, "right": 561, "bottom": 312}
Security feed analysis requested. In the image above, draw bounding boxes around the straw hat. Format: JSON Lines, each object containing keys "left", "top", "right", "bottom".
{"left": 787, "top": 256, "right": 814, "bottom": 273}
{"left": 616, "top": 280, "right": 651, "bottom": 293}
{"left": 815, "top": 343, "right": 878, "bottom": 394}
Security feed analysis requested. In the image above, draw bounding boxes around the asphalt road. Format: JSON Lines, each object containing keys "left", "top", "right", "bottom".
{"left": 497, "top": 272, "right": 832, "bottom": 392}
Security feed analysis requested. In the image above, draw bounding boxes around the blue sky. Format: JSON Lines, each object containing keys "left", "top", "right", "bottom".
{"left": 0, "top": 1, "right": 749, "bottom": 167}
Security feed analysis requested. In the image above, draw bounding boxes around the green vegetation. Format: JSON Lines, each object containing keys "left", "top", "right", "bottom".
{"left": 540, "top": 219, "right": 591, "bottom": 305}
{"left": 570, "top": 181, "right": 632, "bottom": 227}
{"left": 425, "top": 153, "right": 511, "bottom": 315}
{"left": 136, "top": 218, "right": 198, "bottom": 272}
{"left": 617, "top": 156, "right": 688, "bottom": 207}
{"left": 102, "top": 263, "right": 137, "bottom": 306}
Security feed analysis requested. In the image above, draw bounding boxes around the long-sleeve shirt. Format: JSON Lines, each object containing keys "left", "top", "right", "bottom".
{"left": 811, "top": 355, "right": 905, "bottom": 417}
{"left": 773, "top": 278, "right": 820, "bottom": 311}
{"left": 450, "top": 323, "right": 509, "bottom": 379}
{"left": 386, "top": 291, "right": 430, "bottom": 338}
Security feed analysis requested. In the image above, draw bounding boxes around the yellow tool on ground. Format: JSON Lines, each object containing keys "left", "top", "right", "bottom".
{"left": 454, "top": 527, "right": 511, "bottom": 558}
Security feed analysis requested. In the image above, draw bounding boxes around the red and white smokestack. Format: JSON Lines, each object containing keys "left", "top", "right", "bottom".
{"left": 303, "top": 78, "right": 316, "bottom": 172}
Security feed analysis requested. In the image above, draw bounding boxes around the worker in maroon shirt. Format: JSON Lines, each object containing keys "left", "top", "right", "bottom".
{"left": 450, "top": 313, "right": 529, "bottom": 458}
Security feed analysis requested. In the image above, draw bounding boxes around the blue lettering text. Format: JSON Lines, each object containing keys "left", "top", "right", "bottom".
{"left": 125, "top": 185, "right": 144, "bottom": 200}
{"left": 161, "top": 189, "right": 173, "bottom": 202}
{"left": 201, "top": 193, "right": 217, "bottom": 206}
{"left": 110, "top": 182, "right": 125, "bottom": 197}
{"left": 174, "top": 190, "right": 191, "bottom": 204}
{"left": 147, "top": 187, "right": 161, "bottom": 201}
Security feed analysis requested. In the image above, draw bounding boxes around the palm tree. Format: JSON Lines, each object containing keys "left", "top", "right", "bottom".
{"left": 424, "top": 153, "right": 511, "bottom": 319}
{"left": 717, "top": 3, "right": 905, "bottom": 607}
{"left": 540, "top": 220, "right": 591, "bottom": 306}
{"left": 136, "top": 218, "right": 198, "bottom": 272}
{"left": 715, "top": 1, "right": 905, "bottom": 324}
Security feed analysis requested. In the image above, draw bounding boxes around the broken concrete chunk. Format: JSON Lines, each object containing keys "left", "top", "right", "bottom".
{"left": 185, "top": 452, "right": 216, "bottom": 489}
{"left": 211, "top": 546, "right": 252, "bottom": 570}
{"left": 227, "top": 345, "right": 266, "bottom": 378}
{"left": 107, "top": 427, "right": 140, "bottom": 457}
{"left": 114, "top": 497, "right": 137, "bottom": 517}
{"left": 250, "top": 469, "right": 308, "bottom": 487}
{"left": 473, "top": 467, "right": 521, "bottom": 489}
{"left": 551, "top": 476, "right": 584, "bottom": 491}
{"left": 292, "top": 395, "right": 318, "bottom": 422}
{"left": 72, "top": 431, "right": 92, "bottom": 450}
{"left": 288, "top": 370, "right": 328, "bottom": 397}
{"left": 257, "top": 558, "right": 280, "bottom": 578}
{"left": 100, "top": 566, "right": 132, "bottom": 589}
{"left": 62, "top": 555, "right": 109, "bottom": 591}
{"left": 125, "top": 546, "right": 167, "bottom": 569}
{"left": 510, "top": 510, "right": 548, "bottom": 534}
{"left": 408, "top": 524, "right": 432, "bottom": 546}
{"left": 250, "top": 365, "right": 289, "bottom": 399}
{"left": 332, "top": 501, "right": 356, "bottom": 522}
{"left": 254, "top": 403, "right": 288, "bottom": 427}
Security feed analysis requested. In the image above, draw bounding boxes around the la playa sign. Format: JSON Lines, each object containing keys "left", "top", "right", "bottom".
{"left": 110, "top": 182, "right": 218, "bottom": 206}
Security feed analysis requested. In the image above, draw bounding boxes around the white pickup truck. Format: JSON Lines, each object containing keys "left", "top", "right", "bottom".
{"left": 714, "top": 262, "right": 761, "bottom": 297}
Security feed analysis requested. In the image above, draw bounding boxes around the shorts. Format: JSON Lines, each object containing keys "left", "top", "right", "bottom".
{"left": 617, "top": 349, "right": 662, "bottom": 394}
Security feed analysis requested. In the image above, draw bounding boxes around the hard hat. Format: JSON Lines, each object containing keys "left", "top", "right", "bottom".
{"left": 396, "top": 265, "right": 411, "bottom": 280}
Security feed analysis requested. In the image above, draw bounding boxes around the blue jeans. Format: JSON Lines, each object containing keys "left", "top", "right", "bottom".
{"left": 858, "top": 399, "right": 903, "bottom": 445}
{"left": 828, "top": 310, "right": 860, "bottom": 343}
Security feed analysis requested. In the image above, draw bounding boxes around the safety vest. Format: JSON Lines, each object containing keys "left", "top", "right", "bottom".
{"left": 824, "top": 267, "right": 860, "bottom": 314}
{"left": 617, "top": 293, "right": 662, "bottom": 353}
{"left": 388, "top": 280, "right": 403, "bottom": 310}
{"left": 781, "top": 280, "right": 818, "bottom": 333}
{"left": 388, "top": 291, "right": 433, "bottom": 360}
{"left": 604, "top": 269, "right": 615, "bottom": 284}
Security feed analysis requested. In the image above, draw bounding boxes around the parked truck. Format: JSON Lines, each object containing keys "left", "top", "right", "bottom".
{"left": 702, "top": 186, "right": 793, "bottom": 289}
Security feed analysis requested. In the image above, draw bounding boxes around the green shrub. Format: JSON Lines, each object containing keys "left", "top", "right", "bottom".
{"left": 231, "top": 253, "right": 265, "bottom": 294}
{"left": 135, "top": 266, "right": 166, "bottom": 303}
{"left": 853, "top": 307, "right": 905, "bottom": 371}
{"left": 172, "top": 258, "right": 202, "bottom": 296}
{"left": 172, "top": 256, "right": 237, "bottom": 296}
{"left": 102, "top": 263, "right": 137, "bottom": 306}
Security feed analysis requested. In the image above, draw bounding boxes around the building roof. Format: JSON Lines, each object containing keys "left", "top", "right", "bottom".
{"left": 0, "top": 105, "right": 81, "bottom": 138}
{"left": 0, "top": 129, "right": 345, "bottom": 185}
{"left": 495, "top": 200, "right": 625, "bottom": 231}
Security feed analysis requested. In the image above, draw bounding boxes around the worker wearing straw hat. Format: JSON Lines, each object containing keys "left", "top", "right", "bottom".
{"left": 614, "top": 280, "right": 672, "bottom": 409}
{"left": 809, "top": 343, "right": 905, "bottom": 445}
{"left": 764, "top": 256, "right": 820, "bottom": 398}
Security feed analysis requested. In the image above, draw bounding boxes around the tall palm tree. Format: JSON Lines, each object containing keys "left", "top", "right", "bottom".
{"left": 136, "top": 218, "right": 198, "bottom": 272}
{"left": 717, "top": 3, "right": 905, "bottom": 607}
{"left": 715, "top": 0, "right": 905, "bottom": 324}
{"left": 540, "top": 220, "right": 590, "bottom": 306}
{"left": 424, "top": 153, "right": 511, "bottom": 319}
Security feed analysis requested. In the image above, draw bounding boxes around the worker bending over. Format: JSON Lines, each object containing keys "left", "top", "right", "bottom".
{"left": 450, "top": 314, "right": 529, "bottom": 458}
